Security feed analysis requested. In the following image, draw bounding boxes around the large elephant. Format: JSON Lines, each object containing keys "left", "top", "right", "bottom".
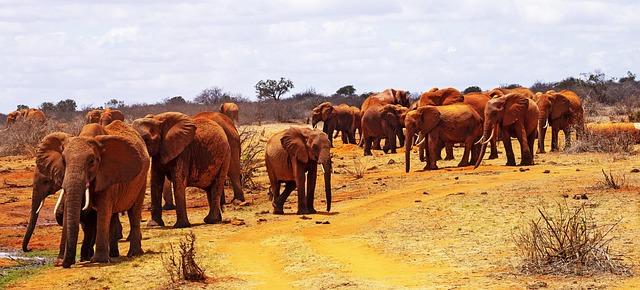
{"left": 6, "top": 108, "right": 46, "bottom": 127}
{"left": 85, "top": 109, "right": 125, "bottom": 126}
{"left": 192, "top": 111, "right": 245, "bottom": 203}
{"left": 22, "top": 124, "right": 123, "bottom": 263}
{"left": 536, "top": 90, "right": 584, "bottom": 153}
{"left": 361, "top": 104, "right": 409, "bottom": 155}
{"left": 132, "top": 112, "right": 230, "bottom": 228}
{"left": 360, "top": 88, "right": 410, "bottom": 148}
{"left": 220, "top": 102, "right": 239, "bottom": 124}
{"left": 265, "top": 127, "right": 332, "bottom": 215}
{"left": 475, "top": 93, "right": 539, "bottom": 168}
{"left": 404, "top": 104, "right": 483, "bottom": 171}
{"left": 34, "top": 121, "right": 149, "bottom": 268}
{"left": 311, "top": 102, "right": 357, "bottom": 146}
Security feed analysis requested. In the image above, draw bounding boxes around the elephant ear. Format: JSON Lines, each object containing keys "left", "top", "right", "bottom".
{"left": 281, "top": 128, "right": 309, "bottom": 163}
{"left": 36, "top": 132, "right": 71, "bottom": 187}
{"left": 219, "top": 103, "right": 225, "bottom": 112}
{"left": 550, "top": 93, "right": 570, "bottom": 120}
{"left": 94, "top": 135, "right": 142, "bottom": 192}
{"left": 321, "top": 105, "right": 334, "bottom": 121}
{"left": 503, "top": 94, "right": 530, "bottom": 126}
{"left": 157, "top": 113, "right": 197, "bottom": 164}
{"left": 419, "top": 106, "right": 442, "bottom": 133}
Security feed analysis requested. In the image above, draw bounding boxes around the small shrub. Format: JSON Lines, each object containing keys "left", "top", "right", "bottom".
{"left": 0, "top": 118, "right": 84, "bottom": 157}
{"left": 628, "top": 110, "right": 640, "bottom": 122}
{"left": 599, "top": 169, "right": 626, "bottom": 189}
{"left": 566, "top": 128, "right": 636, "bottom": 153}
{"left": 348, "top": 159, "right": 366, "bottom": 179}
{"left": 162, "top": 232, "right": 207, "bottom": 285}
{"left": 239, "top": 127, "right": 265, "bottom": 190}
{"left": 514, "top": 202, "right": 632, "bottom": 276}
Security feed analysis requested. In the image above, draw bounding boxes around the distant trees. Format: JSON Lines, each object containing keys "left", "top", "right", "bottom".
{"left": 502, "top": 84, "right": 523, "bottom": 89}
{"left": 105, "top": 99, "right": 125, "bottom": 109}
{"left": 194, "top": 87, "right": 232, "bottom": 105}
{"left": 16, "top": 104, "right": 29, "bottom": 110}
{"left": 292, "top": 87, "right": 325, "bottom": 100}
{"left": 336, "top": 85, "right": 356, "bottom": 96}
{"left": 39, "top": 102, "right": 55, "bottom": 115}
{"left": 164, "top": 96, "right": 187, "bottom": 105}
{"left": 463, "top": 86, "right": 482, "bottom": 94}
{"left": 255, "top": 78, "right": 294, "bottom": 101}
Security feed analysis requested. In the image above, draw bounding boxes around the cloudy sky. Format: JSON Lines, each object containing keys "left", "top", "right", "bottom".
{"left": 1, "top": 0, "right": 638, "bottom": 113}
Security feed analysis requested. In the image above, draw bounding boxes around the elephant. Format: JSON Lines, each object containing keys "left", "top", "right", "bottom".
{"left": 475, "top": 93, "right": 539, "bottom": 168}
{"left": 34, "top": 120, "right": 149, "bottom": 268}
{"left": 192, "top": 111, "right": 245, "bottom": 203}
{"left": 536, "top": 90, "right": 584, "bottom": 153}
{"left": 265, "top": 127, "right": 332, "bottom": 215}
{"left": 488, "top": 87, "right": 537, "bottom": 101}
{"left": 220, "top": 102, "right": 239, "bottom": 124}
{"left": 361, "top": 104, "right": 409, "bottom": 155}
{"left": 6, "top": 108, "right": 46, "bottom": 127}
{"left": 311, "top": 102, "right": 357, "bottom": 146}
{"left": 132, "top": 112, "right": 230, "bottom": 228}
{"left": 351, "top": 106, "right": 362, "bottom": 142}
{"left": 360, "top": 88, "right": 410, "bottom": 148}
{"left": 22, "top": 124, "right": 124, "bottom": 263}
{"left": 85, "top": 109, "right": 125, "bottom": 126}
{"left": 404, "top": 104, "right": 483, "bottom": 171}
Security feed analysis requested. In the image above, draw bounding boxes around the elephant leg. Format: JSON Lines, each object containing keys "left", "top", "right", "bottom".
{"left": 551, "top": 125, "right": 560, "bottom": 152}
{"left": 204, "top": 169, "right": 225, "bottom": 224}
{"left": 148, "top": 167, "right": 166, "bottom": 227}
{"left": 528, "top": 134, "right": 536, "bottom": 165}
{"left": 426, "top": 135, "right": 439, "bottom": 170}
{"left": 458, "top": 139, "right": 472, "bottom": 167}
{"left": 172, "top": 168, "right": 191, "bottom": 228}
{"left": 419, "top": 138, "right": 426, "bottom": 162}
{"left": 340, "top": 129, "right": 348, "bottom": 144}
{"left": 502, "top": 135, "right": 516, "bottom": 166}
{"left": 274, "top": 182, "right": 296, "bottom": 214}
{"left": 91, "top": 206, "right": 113, "bottom": 263}
{"left": 444, "top": 143, "right": 454, "bottom": 160}
{"left": 126, "top": 190, "right": 144, "bottom": 257}
{"left": 364, "top": 137, "right": 373, "bottom": 156}
{"left": 517, "top": 125, "right": 533, "bottom": 166}
{"left": 372, "top": 138, "right": 382, "bottom": 150}
{"left": 54, "top": 224, "right": 66, "bottom": 267}
{"left": 162, "top": 178, "right": 175, "bottom": 210}
{"left": 306, "top": 165, "right": 317, "bottom": 214}
{"left": 109, "top": 214, "right": 121, "bottom": 258}
{"left": 270, "top": 182, "right": 282, "bottom": 214}
{"left": 79, "top": 210, "right": 96, "bottom": 262}
{"left": 488, "top": 137, "right": 499, "bottom": 159}
{"left": 295, "top": 163, "right": 308, "bottom": 214}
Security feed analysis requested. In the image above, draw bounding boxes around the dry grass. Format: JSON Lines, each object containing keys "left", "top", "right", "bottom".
{"left": 162, "top": 232, "right": 207, "bottom": 286}
{"left": 566, "top": 130, "right": 636, "bottom": 153}
{"left": 239, "top": 126, "right": 266, "bottom": 190}
{"left": 0, "top": 118, "right": 83, "bottom": 157}
{"left": 514, "top": 202, "right": 632, "bottom": 276}
{"left": 348, "top": 159, "right": 366, "bottom": 179}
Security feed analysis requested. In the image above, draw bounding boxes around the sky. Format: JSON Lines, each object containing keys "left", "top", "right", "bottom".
{"left": 0, "top": 0, "right": 639, "bottom": 113}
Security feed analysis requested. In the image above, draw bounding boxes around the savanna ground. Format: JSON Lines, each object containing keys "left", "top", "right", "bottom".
{"left": 0, "top": 122, "right": 639, "bottom": 289}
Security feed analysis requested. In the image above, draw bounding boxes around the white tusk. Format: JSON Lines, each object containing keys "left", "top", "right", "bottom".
{"left": 82, "top": 188, "right": 90, "bottom": 211}
{"left": 53, "top": 189, "right": 64, "bottom": 216}
{"left": 320, "top": 165, "right": 325, "bottom": 174}
{"left": 543, "top": 119, "right": 549, "bottom": 129}
{"left": 474, "top": 138, "right": 484, "bottom": 145}
{"left": 35, "top": 200, "right": 44, "bottom": 215}
{"left": 416, "top": 135, "right": 426, "bottom": 146}
{"left": 482, "top": 130, "right": 495, "bottom": 145}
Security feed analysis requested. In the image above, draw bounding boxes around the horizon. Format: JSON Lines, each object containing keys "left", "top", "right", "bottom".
{"left": 1, "top": 1, "right": 639, "bottom": 113}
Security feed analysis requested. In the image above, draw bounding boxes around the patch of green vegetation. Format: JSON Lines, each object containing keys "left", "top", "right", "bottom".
{"left": 22, "top": 249, "right": 57, "bottom": 259}
{"left": 0, "top": 264, "right": 52, "bottom": 289}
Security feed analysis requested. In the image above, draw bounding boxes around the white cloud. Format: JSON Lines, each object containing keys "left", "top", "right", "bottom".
{"left": 0, "top": 0, "right": 638, "bottom": 112}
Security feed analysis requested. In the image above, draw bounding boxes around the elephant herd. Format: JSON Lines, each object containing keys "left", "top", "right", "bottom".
{"left": 16, "top": 87, "right": 586, "bottom": 269}
{"left": 311, "top": 87, "right": 586, "bottom": 172}
{"left": 21, "top": 104, "right": 247, "bottom": 268}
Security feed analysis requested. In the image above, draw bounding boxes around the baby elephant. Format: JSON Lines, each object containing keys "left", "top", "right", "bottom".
{"left": 265, "top": 127, "right": 332, "bottom": 215}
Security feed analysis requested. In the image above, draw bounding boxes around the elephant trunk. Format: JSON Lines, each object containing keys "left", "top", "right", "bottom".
{"left": 322, "top": 160, "right": 332, "bottom": 212}
{"left": 22, "top": 188, "right": 46, "bottom": 252}
{"left": 538, "top": 113, "right": 549, "bottom": 152}
{"left": 405, "top": 127, "right": 415, "bottom": 173}
{"left": 61, "top": 177, "right": 86, "bottom": 268}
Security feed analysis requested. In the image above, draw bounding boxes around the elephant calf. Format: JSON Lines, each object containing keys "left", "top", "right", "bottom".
{"left": 361, "top": 104, "right": 408, "bottom": 156}
{"left": 265, "top": 127, "right": 332, "bottom": 215}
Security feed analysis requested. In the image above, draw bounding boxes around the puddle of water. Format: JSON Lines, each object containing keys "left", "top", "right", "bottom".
{"left": 0, "top": 251, "right": 47, "bottom": 264}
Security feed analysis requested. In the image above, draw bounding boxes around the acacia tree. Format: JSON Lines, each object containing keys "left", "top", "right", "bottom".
{"left": 336, "top": 85, "right": 356, "bottom": 96}
{"left": 194, "top": 87, "right": 231, "bottom": 105}
{"left": 255, "top": 77, "right": 294, "bottom": 101}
